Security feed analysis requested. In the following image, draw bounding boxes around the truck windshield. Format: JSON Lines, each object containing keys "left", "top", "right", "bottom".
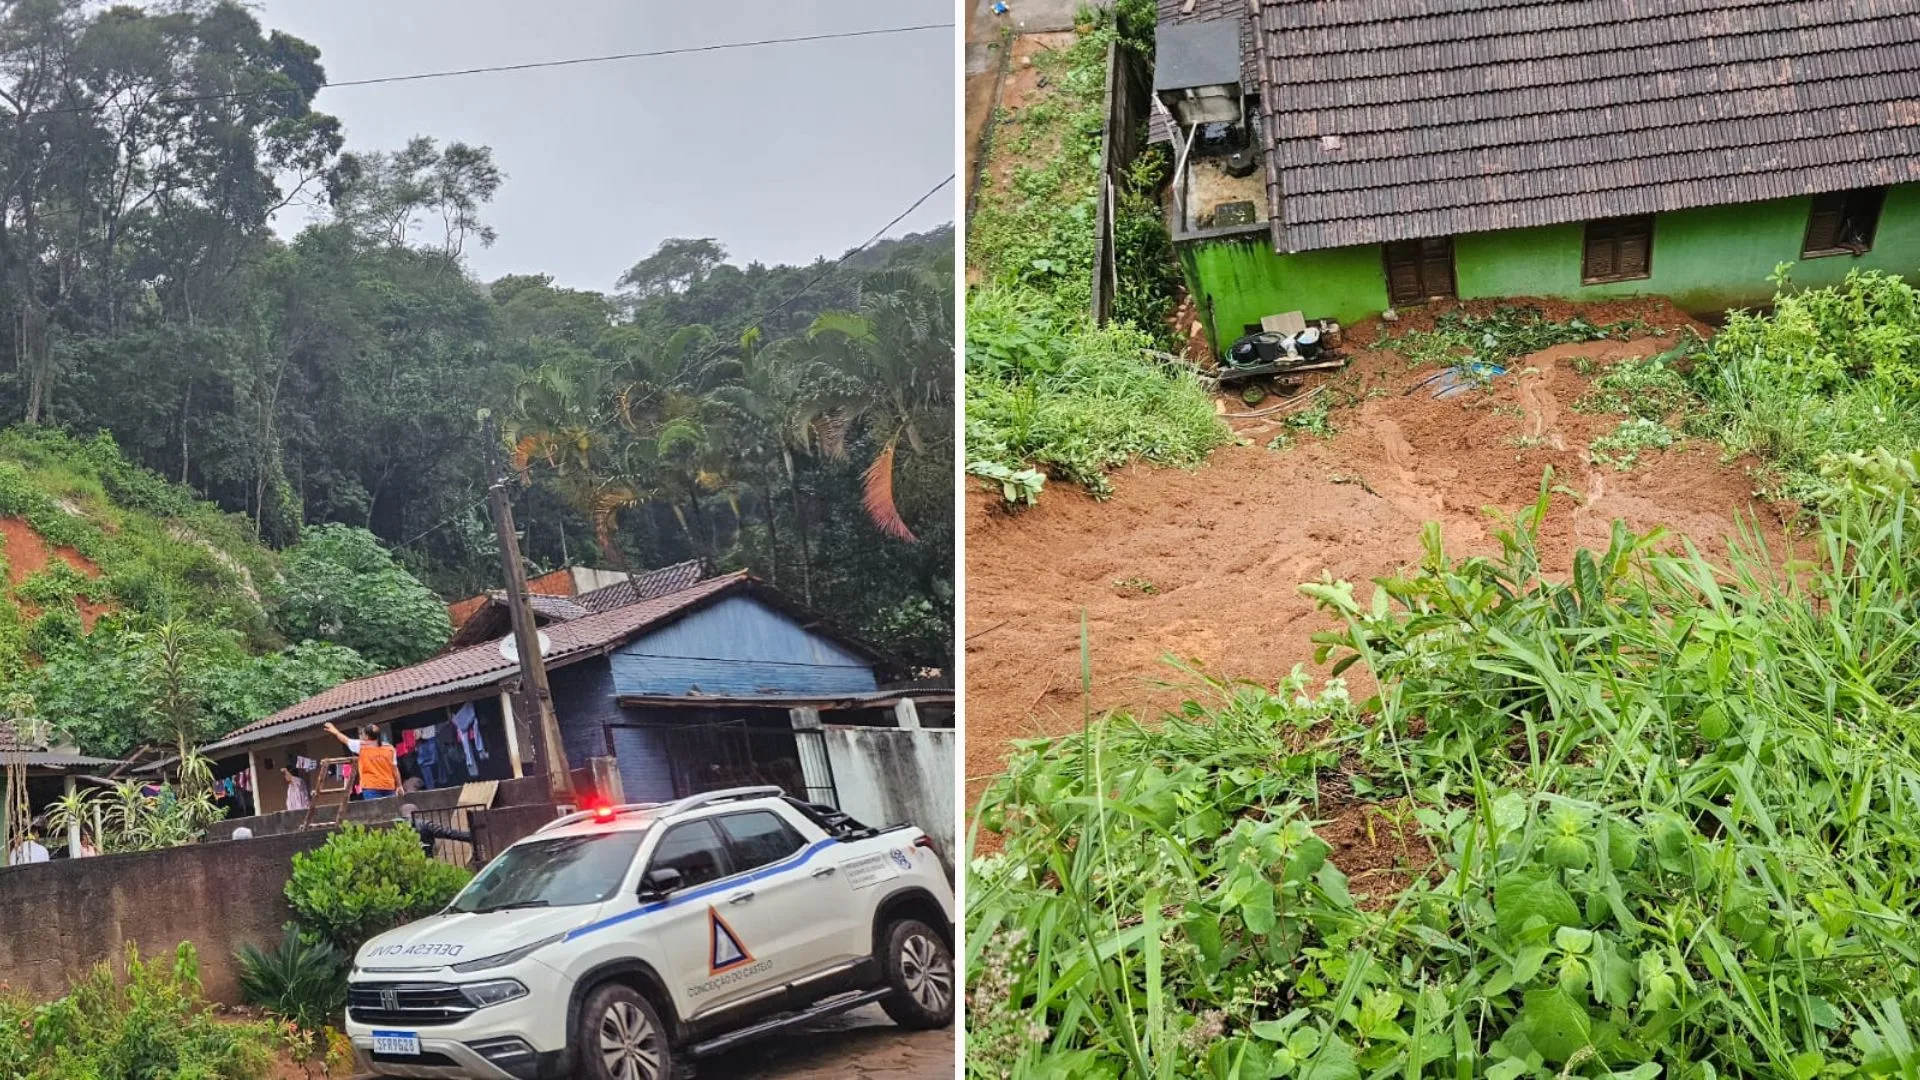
{"left": 449, "top": 829, "right": 648, "bottom": 913}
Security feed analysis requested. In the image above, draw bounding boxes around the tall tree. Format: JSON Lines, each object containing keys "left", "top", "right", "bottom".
{"left": 326, "top": 136, "right": 502, "bottom": 257}
{"left": 616, "top": 237, "right": 727, "bottom": 305}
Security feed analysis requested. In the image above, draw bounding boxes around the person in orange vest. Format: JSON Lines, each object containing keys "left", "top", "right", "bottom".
{"left": 322, "top": 722, "right": 400, "bottom": 800}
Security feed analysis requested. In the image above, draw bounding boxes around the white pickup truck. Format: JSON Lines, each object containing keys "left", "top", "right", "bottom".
{"left": 343, "top": 787, "right": 955, "bottom": 1080}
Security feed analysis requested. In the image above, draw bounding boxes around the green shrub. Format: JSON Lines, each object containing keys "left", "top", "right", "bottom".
{"left": 1571, "top": 340, "right": 1700, "bottom": 420}
{"left": 16, "top": 562, "right": 99, "bottom": 607}
{"left": 236, "top": 925, "right": 349, "bottom": 1033}
{"left": 966, "top": 291, "right": 1226, "bottom": 497}
{"left": 1685, "top": 269, "right": 1920, "bottom": 502}
{"left": 1587, "top": 416, "right": 1676, "bottom": 470}
{"left": 0, "top": 942, "right": 278, "bottom": 1079}
{"left": 26, "top": 606, "right": 84, "bottom": 656}
{"left": 271, "top": 524, "right": 452, "bottom": 668}
{"left": 288, "top": 823, "right": 472, "bottom": 954}
{"left": 1388, "top": 305, "right": 1649, "bottom": 369}
{"left": 971, "top": 461, "right": 1920, "bottom": 1077}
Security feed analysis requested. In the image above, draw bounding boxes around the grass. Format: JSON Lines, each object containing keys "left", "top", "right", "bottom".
{"left": 1680, "top": 269, "right": 1920, "bottom": 503}
{"left": 1587, "top": 417, "right": 1676, "bottom": 470}
{"left": 965, "top": 6, "right": 1212, "bottom": 504}
{"left": 1388, "top": 306, "right": 1654, "bottom": 371}
{"left": 967, "top": 291, "right": 1226, "bottom": 498}
{"left": 967, "top": 456, "right": 1920, "bottom": 1078}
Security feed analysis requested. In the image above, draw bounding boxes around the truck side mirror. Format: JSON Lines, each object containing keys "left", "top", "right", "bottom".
{"left": 639, "top": 867, "right": 683, "bottom": 901}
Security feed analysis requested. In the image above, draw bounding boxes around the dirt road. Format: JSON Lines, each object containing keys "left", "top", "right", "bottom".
{"left": 964, "top": 304, "right": 1793, "bottom": 811}
{"left": 698, "top": 1005, "right": 953, "bottom": 1079}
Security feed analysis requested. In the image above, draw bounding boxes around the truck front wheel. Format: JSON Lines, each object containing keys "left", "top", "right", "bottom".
{"left": 878, "top": 918, "right": 954, "bottom": 1029}
{"left": 576, "top": 982, "right": 674, "bottom": 1080}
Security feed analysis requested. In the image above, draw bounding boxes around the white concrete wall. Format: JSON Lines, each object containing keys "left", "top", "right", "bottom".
{"left": 821, "top": 725, "right": 954, "bottom": 877}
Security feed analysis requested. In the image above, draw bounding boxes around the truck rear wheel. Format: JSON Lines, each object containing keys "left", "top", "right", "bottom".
{"left": 576, "top": 982, "right": 674, "bottom": 1080}
{"left": 878, "top": 918, "right": 954, "bottom": 1029}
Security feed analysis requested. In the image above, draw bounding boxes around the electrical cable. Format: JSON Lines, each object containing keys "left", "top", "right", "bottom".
{"left": 682, "top": 173, "right": 955, "bottom": 378}
{"left": 13, "top": 23, "right": 954, "bottom": 118}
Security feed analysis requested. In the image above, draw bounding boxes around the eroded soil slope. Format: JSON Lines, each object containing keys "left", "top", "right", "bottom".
{"left": 965, "top": 310, "right": 1791, "bottom": 804}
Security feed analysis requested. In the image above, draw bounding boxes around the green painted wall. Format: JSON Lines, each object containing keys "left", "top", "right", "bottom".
{"left": 1180, "top": 183, "right": 1920, "bottom": 351}
{"left": 1179, "top": 236, "right": 1389, "bottom": 343}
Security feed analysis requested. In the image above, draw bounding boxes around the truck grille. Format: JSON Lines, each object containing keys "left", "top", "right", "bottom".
{"left": 347, "top": 983, "right": 476, "bottom": 1026}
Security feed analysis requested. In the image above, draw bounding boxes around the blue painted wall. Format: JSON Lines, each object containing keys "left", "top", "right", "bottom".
{"left": 609, "top": 595, "right": 878, "bottom": 699}
{"left": 608, "top": 726, "right": 675, "bottom": 803}
{"left": 550, "top": 657, "right": 620, "bottom": 768}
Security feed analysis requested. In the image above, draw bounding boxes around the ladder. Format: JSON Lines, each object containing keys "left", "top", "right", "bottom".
{"left": 302, "top": 756, "right": 357, "bottom": 829}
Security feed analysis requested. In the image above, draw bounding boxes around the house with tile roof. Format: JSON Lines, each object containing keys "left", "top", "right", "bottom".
{"left": 197, "top": 566, "right": 945, "bottom": 824}
{"left": 1156, "top": 0, "right": 1920, "bottom": 351}
{"left": 440, "top": 559, "right": 706, "bottom": 650}
{"left": 0, "top": 719, "right": 122, "bottom": 860}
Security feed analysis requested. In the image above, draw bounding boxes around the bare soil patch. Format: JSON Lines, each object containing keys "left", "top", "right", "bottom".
{"left": 965, "top": 301, "right": 1791, "bottom": 812}
{"left": 1316, "top": 800, "right": 1433, "bottom": 909}
{"left": 0, "top": 515, "right": 111, "bottom": 630}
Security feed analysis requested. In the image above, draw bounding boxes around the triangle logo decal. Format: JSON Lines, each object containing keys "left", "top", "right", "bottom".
{"left": 708, "top": 907, "right": 755, "bottom": 974}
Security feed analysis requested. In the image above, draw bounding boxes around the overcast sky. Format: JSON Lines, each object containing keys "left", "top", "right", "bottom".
{"left": 253, "top": 0, "right": 955, "bottom": 290}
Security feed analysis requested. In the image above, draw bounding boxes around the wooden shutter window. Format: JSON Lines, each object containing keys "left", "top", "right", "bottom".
{"left": 1583, "top": 216, "right": 1654, "bottom": 284}
{"left": 1804, "top": 187, "right": 1886, "bottom": 258}
{"left": 1384, "top": 237, "right": 1456, "bottom": 306}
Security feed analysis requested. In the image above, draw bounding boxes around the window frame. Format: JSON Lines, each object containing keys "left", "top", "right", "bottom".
{"left": 1581, "top": 215, "right": 1655, "bottom": 285}
{"left": 643, "top": 818, "right": 736, "bottom": 892}
{"left": 1382, "top": 236, "right": 1456, "bottom": 307}
{"left": 1802, "top": 187, "right": 1886, "bottom": 259}
{"left": 713, "top": 810, "right": 809, "bottom": 874}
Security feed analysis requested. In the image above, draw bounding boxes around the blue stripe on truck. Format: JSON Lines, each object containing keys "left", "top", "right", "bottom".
{"left": 563, "top": 838, "right": 840, "bottom": 941}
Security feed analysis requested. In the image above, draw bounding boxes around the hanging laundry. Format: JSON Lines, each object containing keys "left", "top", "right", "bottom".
{"left": 451, "top": 703, "right": 487, "bottom": 775}
{"left": 397, "top": 728, "right": 418, "bottom": 756}
{"left": 415, "top": 729, "right": 442, "bottom": 789}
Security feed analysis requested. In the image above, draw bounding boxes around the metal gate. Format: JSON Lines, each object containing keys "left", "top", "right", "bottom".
{"left": 607, "top": 719, "right": 837, "bottom": 809}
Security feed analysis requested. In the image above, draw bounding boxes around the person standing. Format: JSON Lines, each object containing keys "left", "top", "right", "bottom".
{"left": 322, "top": 722, "right": 400, "bottom": 800}
{"left": 7, "top": 835, "right": 49, "bottom": 866}
{"left": 282, "top": 767, "right": 311, "bottom": 812}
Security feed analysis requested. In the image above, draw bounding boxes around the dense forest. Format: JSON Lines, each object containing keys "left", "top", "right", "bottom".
{"left": 0, "top": 0, "right": 953, "bottom": 758}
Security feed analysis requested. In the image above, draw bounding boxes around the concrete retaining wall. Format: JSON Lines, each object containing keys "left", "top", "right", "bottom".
{"left": 822, "top": 726, "right": 955, "bottom": 876}
{"left": 0, "top": 829, "right": 331, "bottom": 1004}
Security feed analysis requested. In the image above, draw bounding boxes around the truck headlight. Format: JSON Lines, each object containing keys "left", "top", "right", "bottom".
{"left": 459, "top": 979, "right": 530, "bottom": 1008}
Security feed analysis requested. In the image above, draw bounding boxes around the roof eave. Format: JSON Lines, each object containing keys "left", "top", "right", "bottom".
{"left": 201, "top": 574, "right": 760, "bottom": 756}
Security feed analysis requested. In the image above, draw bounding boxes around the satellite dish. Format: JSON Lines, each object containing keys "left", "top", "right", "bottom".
{"left": 499, "top": 630, "right": 553, "bottom": 663}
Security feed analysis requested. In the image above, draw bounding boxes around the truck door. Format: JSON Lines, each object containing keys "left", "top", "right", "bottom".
{"left": 712, "top": 810, "right": 853, "bottom": 982}
{"left": 640, "top": 818, "right": 774, "bottom": 1021}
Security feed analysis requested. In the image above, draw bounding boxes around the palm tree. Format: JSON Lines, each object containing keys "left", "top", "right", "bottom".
{"left": 788, "top": 266, "right": 954, "bottom": 541}
{"left": 711, "top": 328, "right": 819, "bottom": 599}
{"left": 505, "top": 352, "right": 637, "bottom": 564}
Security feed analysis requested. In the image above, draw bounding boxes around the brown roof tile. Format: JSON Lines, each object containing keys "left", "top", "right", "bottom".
{"left": 1239, "top": 0, "right": 1920, "bottom": 251}
{"left": 575, "top": 560, "right": 707, "bottom": 612}
{"left": 203, "top": 571, "right": 746, "bottom": 754}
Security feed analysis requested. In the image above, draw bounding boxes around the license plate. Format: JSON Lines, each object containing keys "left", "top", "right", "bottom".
{"left": 371, "top": 1031, "right": 421, "bottom": 1056}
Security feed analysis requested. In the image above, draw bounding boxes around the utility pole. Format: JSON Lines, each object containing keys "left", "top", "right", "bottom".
{"left": 482, "top": 414, "right": 573, "bottom": 799}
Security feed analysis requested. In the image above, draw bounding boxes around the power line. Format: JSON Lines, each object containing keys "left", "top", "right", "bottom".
{"left": 393, "top": 173, "right": 953, "bottom": 552}
{"left": 687, "top": 173, "right": 955, "bottom": 374}
{"left": 14, "top": 23, "right": 953, "bottom": 119}
{"left": 394, "top": 496, "right": 488, "bottom": 551}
